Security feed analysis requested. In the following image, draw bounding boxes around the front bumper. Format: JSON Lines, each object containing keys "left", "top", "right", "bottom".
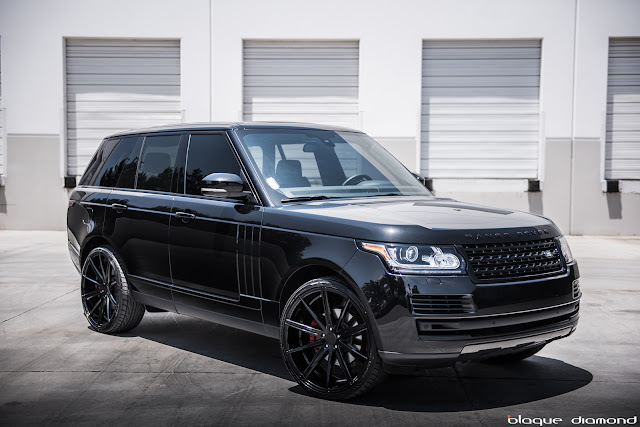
{"left": 343, "top": 250, "right": 580, "bottom": 368}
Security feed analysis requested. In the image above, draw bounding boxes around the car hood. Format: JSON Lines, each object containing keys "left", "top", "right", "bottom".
{"left": 263, "top": 196, "right": 561, "bottom": 244}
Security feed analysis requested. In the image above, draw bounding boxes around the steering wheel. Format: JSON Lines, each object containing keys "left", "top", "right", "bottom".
{"left": 342, "top": 174, "right": 372, "bottom": 186}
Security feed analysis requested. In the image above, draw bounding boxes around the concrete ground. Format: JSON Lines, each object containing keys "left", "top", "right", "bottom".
{"left": 0, "top": 232, "right": 638, "bottom": 426}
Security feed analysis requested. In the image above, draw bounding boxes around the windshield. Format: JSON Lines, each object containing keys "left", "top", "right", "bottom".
{"left": 235, "top": 129, "right": 432, "bottom": 202}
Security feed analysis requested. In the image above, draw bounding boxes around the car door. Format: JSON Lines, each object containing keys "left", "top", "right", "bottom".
{"left": 104, "top": 132, "right": 183, "bottom": 311}
{"left": 169, "top": 132, "right": 264, "bottom": 325}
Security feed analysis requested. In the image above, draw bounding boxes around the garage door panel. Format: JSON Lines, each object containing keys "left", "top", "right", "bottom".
{"left": 423, "top": 47, "right": 541, "bottom": 60}
{"left": 425, "top": 102, "right": 539, "bottom": 115}
{"left": 423, "top": 59, "right": 540, "bottom": 76}
{"left": 421, "top": 40, "right": 541, "bottom": 179}
{"left": 67, "top": 58, "right": 180, "bottom": 74}
{"left": 243, "top": 40, "right": 359, "bottom": 128}
{"left": 423, "top": 75, "right": 540, "bottom": 88}
{"left": 67, "top": 100, "right": 181, "bottom": 113}
{"left": 67, "top": 85, "right": 180, "bottom": 98}
{"left": 66, "top": 39, "right": 181, "bottom": 177}
{"left": 606, "top": 39, "right": 640, "bottom": 180}
{"left": 422, "top": 131, "right": 538, "bottom": 143}
{"left": 68, "top": 74, "right": 181, "bottom": 86}
{"left": 244, "top": 75, "right": 358, "bottom": 87}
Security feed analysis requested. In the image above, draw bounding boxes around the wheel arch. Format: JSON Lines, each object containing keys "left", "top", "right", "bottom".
{"left": 80, "top": 235, "right": 113, "bottom": 267}
{"left": 276, "top": 259, "right": 364, "bottom": 316}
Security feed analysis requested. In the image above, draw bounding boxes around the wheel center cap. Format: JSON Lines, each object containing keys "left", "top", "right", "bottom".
{"left": 325, "top": 331, "right": 337, "bottom": 346}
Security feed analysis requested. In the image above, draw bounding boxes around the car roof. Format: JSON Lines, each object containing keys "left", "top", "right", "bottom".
{"left": 106, "top": 122, "right": 362, "bottom": 138}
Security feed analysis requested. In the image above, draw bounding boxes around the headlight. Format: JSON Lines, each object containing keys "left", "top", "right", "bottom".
{"left": 359, "top": 242, "right": 465, "bottom": 274}
{"left": 556, "top": 236, "right": 575, "bottom": 264}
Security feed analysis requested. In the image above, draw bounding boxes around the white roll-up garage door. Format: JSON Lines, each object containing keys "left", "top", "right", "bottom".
{"left": 243, "top": 40, "right": 359, "bottom": 129}
{"left": 606, "top": 38, "right": 640, "bottom": 180}
{"left": 66, "top": 39, "right": 181, "bottom": 176}
{"left": 421, "top": 40, "right": 541, "bottom": 179}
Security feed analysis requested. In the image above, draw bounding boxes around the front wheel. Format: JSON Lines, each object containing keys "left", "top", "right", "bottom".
{"left": 280, "top": 277, "right": 384, "bottom": 400}
{"left": 80, "top": 246, "right": 145, "bottom": 334}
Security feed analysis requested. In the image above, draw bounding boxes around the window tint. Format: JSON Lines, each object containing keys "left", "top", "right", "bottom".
{"left": 185, "top": 134, "right": 244, "bottom": 195}
{"left": 136, "top": 135, "right": 181, "bottom": 192}
{"left": 115, "top": 137, "right": 144, "bottom": 189}
{"left": 79, "top": 138, "right": 117, "bottom": 186}
{"left": 93, "top": 136, "right": 140, "bottom": 187}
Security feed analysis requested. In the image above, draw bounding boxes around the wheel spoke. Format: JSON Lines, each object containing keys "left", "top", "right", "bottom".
{"left": 286, "top": 339, "right": 326, "bottom": 354}
{"left": 299, "top": 297, "right": 325, "bottom": 331}
{"left": 97, "top": 255, "right": 107, "bottom": 283}
{"left": 82, "top": 289, "right": 100, "bottom": 299}
{"left": 87, "top": 299, "right": 101, "bottom": 316}
{"left": 285, "top": 319, "right": 323, "bottom": 337}
{"left": 325, "top": 347, "right": 334, "bottom": 389}
{"left": 335, "top": 299, "right": 350, "bottom": 330}
{"left": 98, "top": 298, "right": 105, "bottom": 323}
{"left": 302, "top": 346, "right": 328, "bottom": 380}
{"left": 106, "top": 297, "right": 111, "bottom": 321}
{"left": 88, "top": 257, "right": 104, "bottom": 282}
{"left": 322, "top": 288, "right": 333, "bottom": 329}
{"left": 336, "top": 346, "right": 353, "bottom": 385}
{"left": 82, "top": 275, "right": 101, "bottom": 287}
{"left": 340, "top": 323, "right": 367, "bottom": 338}
{"left": 105, "top": 262, "right": 111, "bottom": 287}
{"left": 338, "top": 341, "right": 368, "bottom": 361}
{"left": 108, "top": 293, "right": 117, "bottom": 307}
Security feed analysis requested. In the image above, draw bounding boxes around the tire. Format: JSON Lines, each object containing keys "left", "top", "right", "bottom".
{"left": 487, "top": 343, "right": 546, "bottom": 363}
{"left": 80, "top": 246, "right": 145, "bottom": 334}
{"left": 280, "top": 277, "right": 384, "bottom": 400}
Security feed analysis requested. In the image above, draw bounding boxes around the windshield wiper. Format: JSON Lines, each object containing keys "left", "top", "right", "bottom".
{"left": 360, "top": 193, "right": 403, "bottom": 197}
{"left": 281, "top": 195, "right": 333, "bottom": 203}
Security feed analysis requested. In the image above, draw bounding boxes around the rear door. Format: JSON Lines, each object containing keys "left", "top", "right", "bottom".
{"left": 104, "top": 132, "right": 183, "bottom": 311}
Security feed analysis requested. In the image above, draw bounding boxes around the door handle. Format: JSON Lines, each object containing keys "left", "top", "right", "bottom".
{"left": 175, "top": 211, "right": 195, "bottom": 223}
{"left": 111, "top": 203, "right": 128, "bottom": 213}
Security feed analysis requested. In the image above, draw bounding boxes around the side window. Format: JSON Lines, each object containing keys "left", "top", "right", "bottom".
{"left": 185, "top": 134, "right": 244, "bottom": 196}
{"left": 79, "top": 138, "right": 116, "bottom": 186}
{"left": 136, "top": 134, "right": 181, "bottom": 192}
{"left": 93, "top": 136, "right": 140, "bottom": 187}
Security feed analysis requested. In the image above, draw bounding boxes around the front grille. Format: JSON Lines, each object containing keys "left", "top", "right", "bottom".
{"left": 410, "top": 294, "right": 475, "bottom": 315}
{"left": 462, "top": 238, "right": 565, "bottom": 282}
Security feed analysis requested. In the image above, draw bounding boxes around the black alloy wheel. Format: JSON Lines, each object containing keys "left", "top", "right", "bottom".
{"left": 280, "top": 277, "right": 384, "bottom": 400}
{"left": 81, "top": 246, "right": 145, "bottom": 334}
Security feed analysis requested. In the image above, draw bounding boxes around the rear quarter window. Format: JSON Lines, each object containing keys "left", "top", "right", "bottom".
{"left": 92, "top": 136, "right": 141, "bottom": 188}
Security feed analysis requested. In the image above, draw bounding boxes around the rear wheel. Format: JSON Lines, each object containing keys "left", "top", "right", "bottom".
{"left": 280, "top": 277, "right": 384, "bottom": 400}
{"left": 80, "top": 246, "right": 145, "bottom": 334}
{"left": 487, "top": 343, "right": 546, "bottom": 363}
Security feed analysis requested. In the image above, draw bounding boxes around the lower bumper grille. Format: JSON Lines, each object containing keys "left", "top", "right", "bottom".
{"left": 462, "top": 238, "right": 565, "bottom": 282}
{"left": 410, "top": 294, "right": 475, "bottom": 315}
{"left": 417, "top": 302, "right": 579, "bottom": 340}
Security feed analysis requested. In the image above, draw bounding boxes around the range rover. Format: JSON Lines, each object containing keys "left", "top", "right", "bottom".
{"left": 67, "top": 123, "right": 580, "bottom": 400}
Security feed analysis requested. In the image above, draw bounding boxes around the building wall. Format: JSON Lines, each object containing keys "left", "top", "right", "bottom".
{"left": 0, "top": 0, "right": 638, "bottom": 233}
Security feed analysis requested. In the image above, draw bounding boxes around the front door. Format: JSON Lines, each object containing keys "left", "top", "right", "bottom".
{"left": 169, "top": 132, "right": 263, "bottom": 321}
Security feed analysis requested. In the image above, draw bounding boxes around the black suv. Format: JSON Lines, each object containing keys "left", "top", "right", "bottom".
{"left": 67, "top": 123, "right": 580, "bottom": 400}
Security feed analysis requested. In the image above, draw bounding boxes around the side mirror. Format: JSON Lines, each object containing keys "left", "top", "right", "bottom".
{"left": 201, "top": 173, "right": 246, "bottom": 199}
